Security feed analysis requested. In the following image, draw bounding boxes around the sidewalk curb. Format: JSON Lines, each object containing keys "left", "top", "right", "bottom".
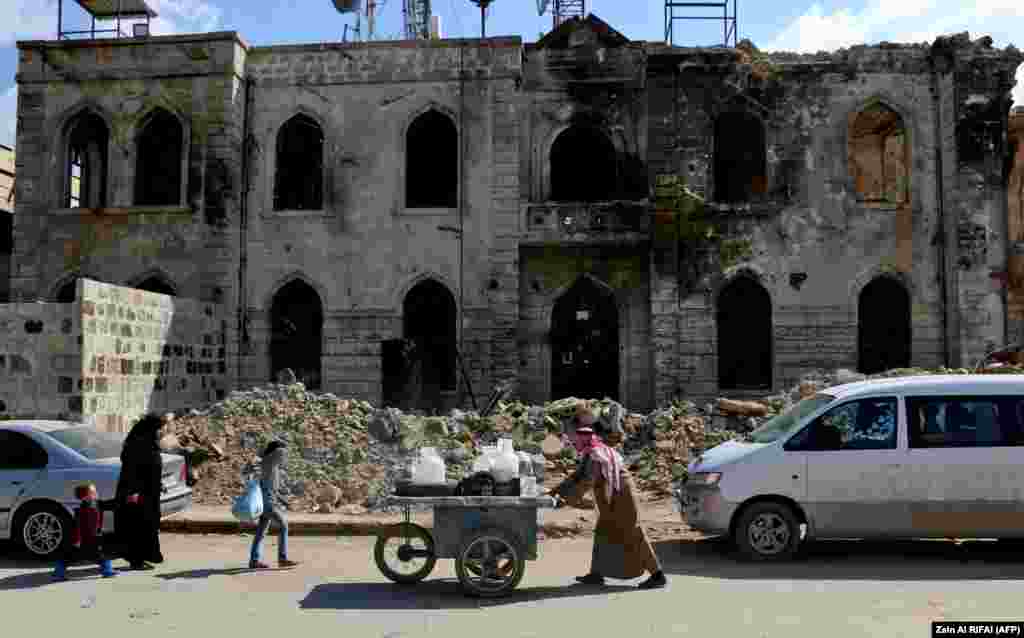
{"left": 160, "top": 517, "right": 591, "bottom": 538}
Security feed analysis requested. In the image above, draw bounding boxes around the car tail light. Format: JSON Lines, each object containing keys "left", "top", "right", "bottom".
{"left": 180, "top": 463, "right": 187, "bottom": 484}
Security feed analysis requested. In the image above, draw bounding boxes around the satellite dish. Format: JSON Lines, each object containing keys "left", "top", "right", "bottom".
{"left": 537, "top": 0, "right": 550, "bottom": 15}
{"left": 331, "top": 0, "right": 362, "bottom": 13}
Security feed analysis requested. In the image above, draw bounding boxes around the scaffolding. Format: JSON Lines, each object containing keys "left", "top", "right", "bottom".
{"left": 403, "top": 0, "right": 431, "bottom": 39}
{"left": 58, "top": 0, "right": 156, "bottom": 40}
{"left": 552, "top": 0, "right": 585, "bottom": 30}
{"left": 664, "top": 0, "right": 737, "bottom": 48}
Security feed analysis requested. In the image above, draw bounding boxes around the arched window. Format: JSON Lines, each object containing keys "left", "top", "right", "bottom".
{"left": 406, "top": 110, "right": 458, "bottom": 208}
{"left": 717, "top": 275, "right": 772, "bottom": 390}
{"left": 135, "top": 108, "right": 185, "bottom": 206}
{"left": 858, "top": 276, "right": 911, "bottom": 374}
{"left": 550, "top": 125, "right": 617, "bottom": 202}
{"left": 55, "top": 277, "right": 78, "bottom": 303}
{"left": 274, "top": 114, "right": 324, "bottom": 211}
{"left": 270, "top": 279, "right": 323, "bottom": 390}
{"left": 65, "top": 111, "right": 109, "bottom": 208}
{"left": 133, "top": 276, "right": 176, "bottom": 297}
{"left": 403, "top": 279, "right": 457, "bottom": 413}
{"left": 714, "top": 110, "right": 766, "bottom": 203}
{"left": 848, "top": 102, "right": 909, "bottom": 205}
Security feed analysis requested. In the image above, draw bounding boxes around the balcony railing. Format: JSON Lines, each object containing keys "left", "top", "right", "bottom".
{"left": 523, "top": 201, "right": 651, "bottom": 241}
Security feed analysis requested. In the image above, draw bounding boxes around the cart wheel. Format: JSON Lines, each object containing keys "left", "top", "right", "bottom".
{"left": 455, "top": 528, "right": 526, "bottom": 598}
{"left": 374, "top": 522, "right": 437, "bottom": 585}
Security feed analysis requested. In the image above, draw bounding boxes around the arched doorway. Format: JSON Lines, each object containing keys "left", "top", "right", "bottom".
{"left": 270, "top": 279, "right": 323, "bottom": 390}
{"left": 717, "top": 276, "right": 772, "bottom": 390}
{"left": 858, "top": 276, "right": 911, "bottom": 374}
{"left": 551, "top": 275, "right": 619, "bottom": 401}
{"left": 550, "top": 125, "right": 617, "bottom": 202}
{"left": 403, "top": 279, "right": 457, "bottom": 414}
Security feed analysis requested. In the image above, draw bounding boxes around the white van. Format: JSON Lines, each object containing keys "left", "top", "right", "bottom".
{"left": 676, "top": 375, "right": 1024, "bottom": 561}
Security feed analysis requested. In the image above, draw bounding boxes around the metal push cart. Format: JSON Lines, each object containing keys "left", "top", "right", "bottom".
{"left": 373, "top": 495, "right": 557, "bottom": 598}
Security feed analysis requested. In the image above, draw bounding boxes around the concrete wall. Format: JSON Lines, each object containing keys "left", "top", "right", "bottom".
{"left": 0, "top": 279, "right": 229, "bottom": 431}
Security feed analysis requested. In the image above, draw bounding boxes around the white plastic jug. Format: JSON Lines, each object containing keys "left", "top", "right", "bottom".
{"left": 492, "top": 438, "right": 520, "bottom": 483}
{"left": 413, "top": 447, "right": 446, "bottom": 484}
{"left": 517, "top": 451, "right": 534, "bottom": 478}
{"left": 471, "top": 445, "right": 498, "bottom": 474}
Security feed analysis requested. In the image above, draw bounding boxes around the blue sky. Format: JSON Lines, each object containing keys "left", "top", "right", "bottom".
{"left": 2, "top": 0, "right": 1023, "bottom": 148}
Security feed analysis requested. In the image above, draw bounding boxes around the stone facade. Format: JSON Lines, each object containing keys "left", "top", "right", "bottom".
{"left": 9, "top": 16, "right": 1023, "bottom": 414}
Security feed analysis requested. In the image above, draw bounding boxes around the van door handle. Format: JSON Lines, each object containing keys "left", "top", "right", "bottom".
{"left": 791, "top": 475, "right": 799, "bottom": 480}
{"left": 10, "top": 481, "right": 22, "bottom": 485}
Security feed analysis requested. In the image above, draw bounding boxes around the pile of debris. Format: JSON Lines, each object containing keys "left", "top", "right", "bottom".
{"left": 162, "top": 364, "right": 1024, "bottom": 515}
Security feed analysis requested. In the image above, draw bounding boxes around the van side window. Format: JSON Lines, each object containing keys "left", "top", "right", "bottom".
{"left": 907, "top": 396, "right": 1022, "bottom": 448}
{"left": 784, "top": 397, "right": 897, "bottom": 451}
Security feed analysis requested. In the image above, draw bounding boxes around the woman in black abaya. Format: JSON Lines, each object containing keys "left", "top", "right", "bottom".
{"left": 113, "top": 413, "right": 165, "bottom": 570}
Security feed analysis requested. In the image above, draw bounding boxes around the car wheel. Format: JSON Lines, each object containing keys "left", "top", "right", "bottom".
{"left": 14, "top": 503, "right": 72, "bottom": 560}
{"left": 734, "top": 501, "right": 801, "bottom": 562}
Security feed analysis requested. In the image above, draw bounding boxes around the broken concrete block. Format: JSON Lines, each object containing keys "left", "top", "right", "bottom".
{"left": 717, "top": 398, "right": 770, "bottom": 417}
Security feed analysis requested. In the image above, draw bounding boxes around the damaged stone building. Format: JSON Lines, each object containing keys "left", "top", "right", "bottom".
{"left": 8, "top": 14, "right": 1024, "bottom": 416}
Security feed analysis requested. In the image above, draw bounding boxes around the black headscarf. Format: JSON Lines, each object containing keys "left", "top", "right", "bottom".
{"left": 262, "top": 440, "right": 286, "bottom": 458}
{"left": 122, "top": 413, "right": 163, "bottom": 462}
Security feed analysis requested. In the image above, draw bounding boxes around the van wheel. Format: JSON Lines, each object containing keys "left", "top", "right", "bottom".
{"left": 734, "top": 502, "right": 801, "bottom": 562}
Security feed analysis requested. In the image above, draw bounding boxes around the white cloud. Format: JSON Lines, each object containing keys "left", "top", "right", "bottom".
{"left": 0, "top": 0, "right": 224, "bottom": 147}
{"left": 767, "top": 1, "right": 1024, "bottom": 105}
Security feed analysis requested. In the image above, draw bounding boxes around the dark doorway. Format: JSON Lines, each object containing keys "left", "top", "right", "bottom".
{"left": 717, "top": 276, "right": 772, "bottom": 390}
{"left": 406, "top": 110, "right": 458, "bottom": 209}
{"left": 270, "top": 279, "right": 323, "bottom": 391}
{"left": 134, "top": 108, "right": 184, "bottom": 206}
{"left": 134, "top": 276, "right": 176, "bottom": 297}
{"left": 550, "top": 125, "right": 617, "bottom": 202}
{"left": 402, "top": 279, "right": 457, "bottom": 414}
{"left": 858, "top": 277, "right": 911, "bottom": 375}
{"left": 714, "top": 111, "right": 766, "bottom": 203}
{"left": 550, "top": 275, "right": 619, "bottom": 401}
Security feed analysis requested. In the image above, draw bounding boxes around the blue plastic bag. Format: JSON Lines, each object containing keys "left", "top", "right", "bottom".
{"left": 232, "top": 478, "right": 264, "bottom": 523}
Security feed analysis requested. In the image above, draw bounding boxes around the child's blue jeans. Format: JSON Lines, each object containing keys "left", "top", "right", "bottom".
{"left": 249, "top": 511, "right": 288, "bottom": 563}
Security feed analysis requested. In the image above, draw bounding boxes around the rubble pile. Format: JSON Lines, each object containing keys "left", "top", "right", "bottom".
{"left": 163, "top": 365, "right": 1024, "bottom": 515}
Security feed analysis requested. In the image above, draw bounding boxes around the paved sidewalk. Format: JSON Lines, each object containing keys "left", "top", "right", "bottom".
{"left": 160, "top": 500, "right": 689, "bottom": 539}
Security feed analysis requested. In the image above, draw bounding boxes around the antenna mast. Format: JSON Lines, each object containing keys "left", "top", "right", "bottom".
{"left": 403, "top": 0, "right": 431, "bottom": 39}
{"left": 664, "top": 0, "right": 737, "bottom": 47}
{"left": 552, "top": 0, "right": 585, "bottom": 30}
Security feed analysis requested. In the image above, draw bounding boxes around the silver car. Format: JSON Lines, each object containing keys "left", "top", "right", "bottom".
{"left": 0, "top": 420, "right": 193, "bottom": 559}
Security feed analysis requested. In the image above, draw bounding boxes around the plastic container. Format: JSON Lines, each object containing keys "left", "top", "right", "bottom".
{"left": 491, "top": 438, "right": 520, "bottom": 483}
{"left": 471, "top": 445, "right": 498, "bottom": 474}
{"left": 517, "top": 451, "right": 534, "bottom": 478}
{"left": 521, "top": 476, "right": 538, "bottom": 497}
{"left": 412, "top": 447, "right": 446, "bottom": 484}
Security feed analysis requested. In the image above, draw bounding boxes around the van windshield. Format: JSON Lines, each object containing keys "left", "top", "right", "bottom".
{"left": 743, "top": 394, "right": 836, "bottom": 444}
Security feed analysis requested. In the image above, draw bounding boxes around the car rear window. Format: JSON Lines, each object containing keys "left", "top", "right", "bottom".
{"left": 44, "top": 427, "right": 126, "bottom": 460}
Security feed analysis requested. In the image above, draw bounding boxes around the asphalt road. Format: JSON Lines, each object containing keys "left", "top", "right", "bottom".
{"left": 3, "top": 533, "right": 1024, "bottom": 637}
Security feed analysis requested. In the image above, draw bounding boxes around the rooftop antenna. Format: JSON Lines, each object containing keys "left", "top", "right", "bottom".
{"left": 332, "top": 0, "right": 374, "bottom": 41}
{"left": 664, "top": 0, "right": 738, "bottom": 47}
{"left": 468, "top": 0, "right": 494, "bottom": 38}
{"left": 403, "top": 0, "right": 431, "bottom": 39}
{"left": 58, "top": 0, "right": 156, "bottom": 40}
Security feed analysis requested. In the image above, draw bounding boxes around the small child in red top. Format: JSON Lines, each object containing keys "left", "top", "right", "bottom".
{"left": 52, "top": 483, "right": 117, "bottom": 581}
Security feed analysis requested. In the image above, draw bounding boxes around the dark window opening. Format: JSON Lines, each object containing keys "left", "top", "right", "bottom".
{"left": 135, "top": 109, "right": 184, "bottom": 206}
{"left": 66, "top": 111, "right": 109, "bottom": 208}
{"left": 274, "top": 114, "right": 324, "bottom": 211}
{"left": 785, "top": 397, "right": 898, "bottom": 451}
{"left": 406, "top": 110, "right": 458, "bottom": 208}
{"left": 550, "top": 275, "right": 619, "bottom": 401}
{"left": 134, "top": 276, "right": 176, "bottom": 297}
{"left": 713, "top": 111, "right": 766, "bottom": 203}
{"left": 56, "top": 277, "right": 78, "bottom": 303}
{"left": 907, "top": 396, "right": 1024, "bottom": 448}
{"left": 550, "top": 125, "right": 617, "bottom": 202}
{"left": 848, "top": 102, "right": 908, "bottom": 204}
{"left": 857, "top": 276, "right": 911, "bottom": 375}
{"left": 717, "top": 276, "right": 772, "bottom": 390}
{"left": 402, "top": 279, "right": 457, "bottom": 414}
{"left": 270, "top": 279, "right": 323, "bottom": 391}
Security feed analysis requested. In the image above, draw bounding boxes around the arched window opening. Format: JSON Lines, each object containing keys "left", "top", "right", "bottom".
{"left": 406, "top": 110, "right": 458, "bottom": 208}
{"left": 135, "top": 109, "right": 185, "bottom": 206}
{"left": 848, "top": 102, "right": 909, "bottom": 205}
{"left": 274, "top": 114, "right": 324, "bottom": 211}
{"left": 65, "top": 111, "right": 109, "bottom": 208}
{"left": 55, "top": 277, "right": 79, "bottom": 303}
{"left": 717, "top": 276, "right": 772, "bottom": 390}
{"left": 714, "top": 111, "right": 766, "bottom": 203}
{"left": 550, "top": 125, "right": 617, "bottom": 202}
{"left": 402, "top": 279, "right": 457, "bottom": 414}
{"left": 134, "top": 276, "right": 176, "bottom": 297}
{"left": 550, "top": 275, "right": 619, "bottom": 401}
{"left": 270, "top": 280, "right": 323, "bottom": 390}
{"left": 858, "top": 276, "right": 911, "bottom": 375}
